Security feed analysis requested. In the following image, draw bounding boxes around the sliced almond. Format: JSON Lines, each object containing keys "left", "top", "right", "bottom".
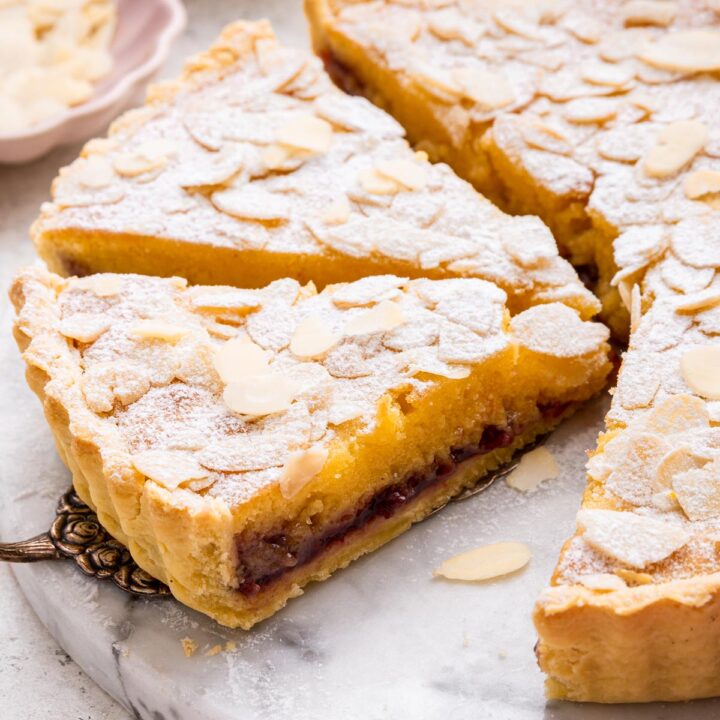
{"left": 344, "top": 300, "right": 405, "bottom": 336}
{"left": 645, "top": 394, "right": 711, "bottom": 435}
{"left": 681, "top": 346, "right": 720, "bottom": 399}
{"left": 673, "top": 460, "right": 720, "bottom": 521}
{"left": 223, "top": 374, "right": 299, "bottom": 416}
{"left": 76, "top": 155, "right": 115, "bottom": 189}
{"left": 452, "top": 67, "right": 515, "bottom": 110}
{"left": 562, "top": 97, "right": 618, "bottom": 124}
{"left": 57, "top": 313, "right": 110, "bottom": 343}
{"left": 643, "top": 120, "right": 708, "bottom": 178}
{"left": 577, "top": 509, "right": 690, "bottom": 568}
{"left": 655, "top": 445, "right": 706, "bottom": 491}
{"left": 72, "top": 275, "right": 122, "bottom": 297}
{"left": 684, "top": 169, "right": 720, "bottom": 200}
{"left": 290, "top": 316, "right": 340, "bottom": 359}
{"left": 131, "top": 320, "right": 189, "bottom": 342}
{"left": 278, "top": 445, "right": 329, "bottom": 499}
{"left": 132, "top": 450, "right": 208, "bottom": 490}
{"left": 213, "top": 335, "right": 270, "bottom": 384}
{"left": 277, "top": 114, "right": 333, "bottom": 154}
{"left": 321, "top": 194, "right": 352, "bottom": 225}
{"left": 675, "top": 288, "right": 720, "bottom": 314}
{"left": 374, "top": 159, "right": 428, "bottom": 191}
{"left": 113, "top": 140, "right": 176, "bottom": 178}
{"left": 622, "top": 0, "right": 677, "bottom": 27}
{"left": 581, "top": 62, "right": 634, "bottom": 87}
{"left": 638, "top": 30, "right": 720, "bottom": 73}
{"left": 211, "top": 187, "right": 290, "bottom": 222}
{"left": 577, "top": 573, "right": 628, "bottom": 592}
{"left": 358, "top": 167, "right": 401, "bottom": 195}
{"left": 506, "top": 447, "right": 559, "bottom": 493}
{"left": 433, "top": 542, "right": 531, "bottom": 582}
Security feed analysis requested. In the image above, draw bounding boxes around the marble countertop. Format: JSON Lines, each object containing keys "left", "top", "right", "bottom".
{"left": 4, "top": 3, "right": 720, "bottom": 720}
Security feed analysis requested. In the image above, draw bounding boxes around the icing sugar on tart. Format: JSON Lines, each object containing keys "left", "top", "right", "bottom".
{"left": 11, "top": 266, "right": 610, "bottom": 629}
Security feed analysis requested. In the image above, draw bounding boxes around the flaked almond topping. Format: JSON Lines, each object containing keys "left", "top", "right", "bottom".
{"left": 506, "top": 447, "right": 559, "bottom": 493}
{"left": 211, "top": 187, "right": 290, "bottom": 221}
{"left": 622, "top": 0, "right": 677, "bottom": 26}
{"left": 131, "top": 320, "right": 189, "bottom": 342}
{"left": 72, "top": 275, "right": 123, "bottom": 297}
{"left": 277, "top": 114, "right": 333, "bottom": 154}
{"left": 223, "top": 374, "right": 299, "bottom": 416}
{"left": 374, "top": 159, "right": 428, "bottom": 191}
{"left": 113, "top": 140, "right": 177, "bottom": 177}
{"left": 433, "top": 542, "right": 531, "bottom": 582}
{"left": 344, "top": 300, "right": 405, "bottom": 336}
{"left": 577, "top": 508, "right": 690, "bottom": 568}
{"left": 278, "top": 445, "right": 329, "bottom": 499}
{"left": 290, "top": 316, "right": 340, "bottom": 359}
{"left": 630, "top": 284, "right": 642, "bottom": 335}
{"left": 643, "top": 120, "right": 708, "bottom": 178}
{"left": 261, "top": 144, "right": 301, "bottom": 171}
{"left": 358, "top": 167, "right": 401, "bottom": 195}
{"left": 562, "top": 97, "right": 618, "bottom": 125}
{"left": 581, "top": 62, "right": 634, "bottom": 87}
{"left": 673, "top": 459, "right": 720, "bottom": 521}
{"left": 680, "top": 346, "right": 720, "bottom": 399}
{"left": 452, "top": 67, "right": 515, "bottom": 110}
{"left": 57, "top": 313, "right": 110, "bottom": 343}
{"left": 645, "top": 394, "right": 710, "bottom": 435}
{"left": 76, "top": 156, "right": 115, "bottom": 189}
{"left": 638, "top": 29, "right": 720, "bottom": 73}
{"left": 131, "top": 450, "right": 208, "bottom": 490}
{"left": 654, "top": 445, "right": 705, "bottom": 491}
{"left": 577, "top": 573, "right": 627, "bottom": 592}
{"left": 213, "top": 335, "right": 270, "bottom": 384}
{"left": 321, "top": 194, "right": 352, "bottom": 224}
{"left": 684, "top": 169, "right": 720, "bottom": 200}
{"left": 675, "top": 288, "right": 720, "bottom": 314}
{"left": 409, "top": 61, "right": 463, "bottom": 101}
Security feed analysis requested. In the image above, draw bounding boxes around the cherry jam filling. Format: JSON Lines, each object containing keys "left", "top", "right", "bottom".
{"left": 319, "top": 50, "right": 367, "bottom": 98}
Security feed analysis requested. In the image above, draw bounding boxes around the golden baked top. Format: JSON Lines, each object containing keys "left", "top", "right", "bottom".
{"left": 12, "top": 267, "right": 609, "bottom": 509}
{"left": 32, "top": 19, "right": 598, "bottom": 318}
{"left": 321, "top": 0, "right": 720, "bottom": 296}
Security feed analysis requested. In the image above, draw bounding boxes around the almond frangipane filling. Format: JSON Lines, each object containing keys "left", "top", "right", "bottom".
{"left": 12, "top": 266, "right": 610, "bottom": 625}
{"left": 32, "top": 21, "right": 599, "bottom": 321}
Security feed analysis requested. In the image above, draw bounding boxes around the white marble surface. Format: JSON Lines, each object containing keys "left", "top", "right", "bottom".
{"left": 4, "top": 2, "right": 720, "bottom": 719}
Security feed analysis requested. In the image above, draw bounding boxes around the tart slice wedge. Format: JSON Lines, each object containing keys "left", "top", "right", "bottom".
{"left": 12, "top": 267, "right": 610, "bottom": 628}
{"left": 32, "top": 19, "right": 599, "bottom": 321}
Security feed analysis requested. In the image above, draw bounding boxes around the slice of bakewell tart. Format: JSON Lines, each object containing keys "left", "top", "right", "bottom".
{"left": 31, "top": 19, "right": 599, "bottom": 322}
{"left": 305, "top": 0, "right": 720, "bottom": 338}
{"left": 11, "top": 267, "right": 610, "bottom": 628}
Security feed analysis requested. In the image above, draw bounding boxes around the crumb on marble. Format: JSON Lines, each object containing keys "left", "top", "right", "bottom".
{"left": 181, "top": 637, "right": 198, "bottom": 658}
{"left": 205, "top": 644, "right": 223, "bottom": 657}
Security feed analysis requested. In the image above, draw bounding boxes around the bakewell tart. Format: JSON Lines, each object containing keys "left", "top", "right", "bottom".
{"left": 306, "top": 0, "right": 720, "bottom": 337}
{"left": 30, "top": 20, "right": 600, "bottom": 322}
{"left": 10, "top": 266, "right": 611, "bottom": 629}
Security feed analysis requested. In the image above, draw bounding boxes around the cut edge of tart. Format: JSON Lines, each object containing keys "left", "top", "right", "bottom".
{"left": 10, "top": 266, "right": 610, "bottom": 629}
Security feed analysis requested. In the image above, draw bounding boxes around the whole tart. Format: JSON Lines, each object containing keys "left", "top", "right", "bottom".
{"left": 31, "top": 20, "right": 599, "bottom": 322}
{"left": 11, "top": 267, "right": 610, "bottom": 629}
{"left": 306, "top": 0, "right": 720, "bottom": 704}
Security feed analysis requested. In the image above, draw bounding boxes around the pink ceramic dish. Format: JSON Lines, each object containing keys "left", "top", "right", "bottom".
{"left": 0, "top": 0, "right": 187, "bottom": 165}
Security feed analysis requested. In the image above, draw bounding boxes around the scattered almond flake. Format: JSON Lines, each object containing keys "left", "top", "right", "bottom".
{"left": 409, "top": 60, "right": 463, "bottom": 102}
{"left": 672, "top": 459, "right": 720, "bottom": 520}
{"left": 501, "top": 216, "right": 557, "bottom": 267}
{"left": 261, "top": 143, "right": 304, "bottom": 172}
{"left": 131, "top": 321, "right": 189, "bottom": 343}
{"left": 223, "top": 374, "right": 300, "bottom": 416}
{"left": 675, "top": 288, "right": 720, "bottom": 314}
{"left": 581, "top": 62, "right": 634, "bottom": 88}
{"left": 75, "top": 156, "right": 115, "bottom": 189}
{"left": 181, "top": 638, "right": 198, "bottom": 658}
{"left": 374, "top": 159, "right": 428, "bottom": 191}
{"left": 437, "top": 320, "right": 504, "bottom": 364}
{"left": 211, "top": 187, "right": 290, "bottom": 222}
{"left": 204, "top": 645, "right": 223, "bottom": 657}
{"left": 213, "top": 335, "right": 270, "bottom": 384}
{"left": 276, "top": 114, "right": 333, "bottom": 154}
{"left": 577, "top": 509, "right": 690, "bottom": 568}
{"left": 198, "top": 433, "right": 291, "bottom": 472}
{"left": 654, "top": 445, "right": 706, "bottom": 490}
{"left": 344, "top": 300, "right": 405, "bottom": 336}
{"left": 562, "top": 97, "right": 618, "bottom": 125}
{"left": 638, "top": 29, "right": 720, "bottom": 72}
{"left": 643, "top": 120, "right": 708, "bottom": 179}
{"left": 131, "top": 450, "right": 208, "bottom": 490}
{"left": 57, "top": 313, "right": 110, "bottom": 343}
{"left": 577, "top": 573, "right": 627, "bottom": 592}
{"left": 645, "top": 394, "right": 710, "bottom": 435}
{"left": 510, "top": 303, "right": 609, "bottom": 358}
{"left": 113, "top": 140, "right": 177, "bottom": 178}
{"left": 433, "top": 542, "right": 531, "bottom": 582}
{"left": 71, "top": 275, "right": 123, "bottom": 297}
{"left": 681, "top": 346, "right": 720, "bottom": 399}
{"left": 605, "top": 432, "right": 670, "bottom": 505}
{"left": 684, "top": 169, "right": 720, "bottom": 200}
{"left": 189, "top": 288, "right": 263, "bottom": 313}
{"left": 452, "top": 66, "right": 515, "bottom": 110}
{"left": 651, "top": 488, "right": 680, "bottom": 512}
{"left": 405, "top": 347, "right": 471, "bottom": 379}
{"left": 358, "top": 167, "right": 401, "bottom": 195}
{"left": 321, "top": 194, "right": 351, "bottom": 224}
{"left": 506, "top": 447, "right": 559, "bottom": 493}
{"left": 81, "top": 360, "right": 151, "bottom": 413}
{"left": 331, "top": 275, "right": 407, "bottom": 308}
{"left": 278, "top": 445, "right": 328, "bottom": 499}
{"left": 622, "top": 0, "right": 677, "bottom": 26}
{"left": 290, "top": 316, "right": 340, "bottom": 359}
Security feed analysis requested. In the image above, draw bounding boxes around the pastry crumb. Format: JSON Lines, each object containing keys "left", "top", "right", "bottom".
{"left": 181, "top": 637, "right": 198, "bottom": 658}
